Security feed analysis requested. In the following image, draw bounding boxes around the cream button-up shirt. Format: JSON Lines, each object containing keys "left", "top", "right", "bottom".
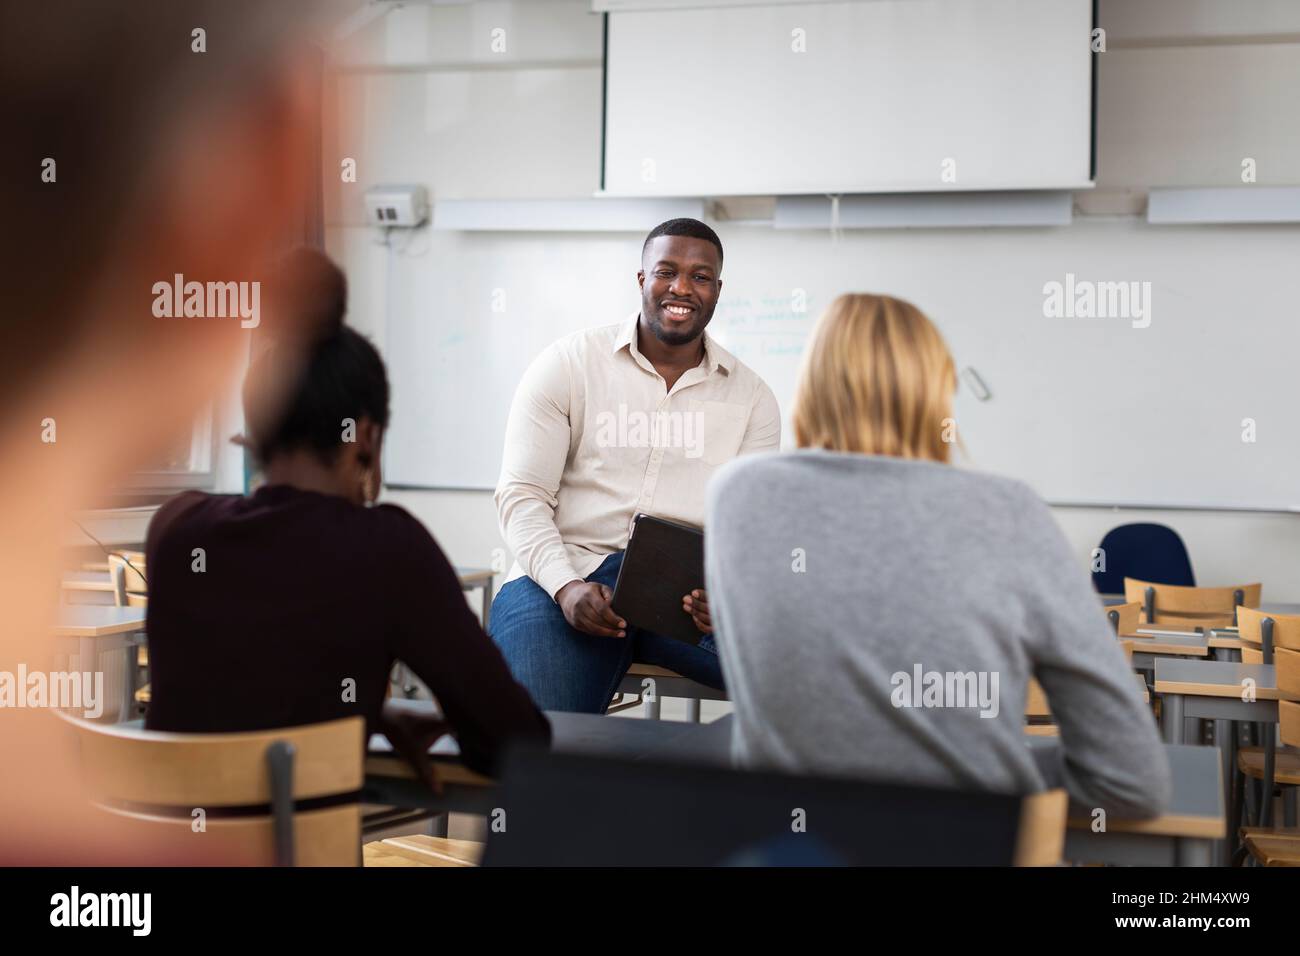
{"left": 495, "top": 312, "right": 782, "bottom": 599}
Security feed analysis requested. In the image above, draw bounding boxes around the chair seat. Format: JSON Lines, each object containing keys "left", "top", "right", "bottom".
{"left": 363, "top": 835, "right": 482, "bottom": 867}
{"left": 1236, "top": 746, "right": 1300, "bottom": 785}
{"left": 624, "top": 663, "right": 685, "bottom": 679}
{"left": 1239, "top": 825, "right": 1300, "bottom": 841}
{"left": 1244, "top": 833, "right": 1300, "bottom": 867}
{"left": 1023, "top": 723, "right": 1059, "bottom": 737}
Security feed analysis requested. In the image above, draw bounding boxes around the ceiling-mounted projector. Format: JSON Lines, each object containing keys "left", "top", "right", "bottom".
{"left": 364, "top": 185, "right": 429, "bottom": 228}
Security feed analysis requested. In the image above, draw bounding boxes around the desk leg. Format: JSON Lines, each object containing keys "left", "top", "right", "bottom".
{"left": 1176, "top": 837, "right": 1212, "bottom": 867}
{"left": 125, "top": 637, "right": 139, "bottom": 721}
{"left": 1161, "top": 693, "right": 1185, "bottom": 744}
{"left": 643, "top": 693, "right": 661, "bottom": 720}
{"left": 1215, "top": 718, "right": 1235, "bottom": 866}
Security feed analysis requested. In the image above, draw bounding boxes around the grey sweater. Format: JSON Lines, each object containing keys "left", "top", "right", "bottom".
{"left": 705, "top": 450, "right": 1171, "bottom": 818}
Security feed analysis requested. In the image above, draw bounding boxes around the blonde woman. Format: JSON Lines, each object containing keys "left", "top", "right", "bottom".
{"left": 705, "top": 294, "right": 1170, "bottom": 817}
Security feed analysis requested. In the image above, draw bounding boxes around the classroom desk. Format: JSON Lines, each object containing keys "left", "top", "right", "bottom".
{"left": 51, "top": 605, "right": 147, "bottom": 722}
{"left": 1026, "top": 737, "right": 1223, "bottom": 866}
{"left": 1152, "top": 657, "right": 1300, "bottom": 863}
{"left": 385, "top": 567, "right": 495, "bottom": 701}
{"left": 60, "top": 570, "right": 116, "bottom": 606}
{"left": 1122, "top": 633, "right": 1208, "bottom": 671}
{"left": 1134, "top": 672, "right": 1150, "bottom": 703}
{"left": 1154, "top": 659, "right": 1291, "bottom": 745}
{"left": 364, "top": 709, "right": 1222, "bottom": 865}
{"left": 455, "top": 567, "right": 494, "bottom": 628}
{"left": 63, "top": 568, "right": 492, "bottom": 616}
{"left": 1101, "top": 595, "right": 1300, "bottom": 616}
{"left": 52, "top": 604, "right": 147, "bottom": 638}
{"left": 363, "top": 711, "right": 728, "bottom": 821}
{"left": 1206, "top": 633, "right": 1248, "bottom": 663}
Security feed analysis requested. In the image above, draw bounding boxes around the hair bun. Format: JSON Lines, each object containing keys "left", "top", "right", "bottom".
{"left": 261, "top": 247, "right": 347, "bottom": 346}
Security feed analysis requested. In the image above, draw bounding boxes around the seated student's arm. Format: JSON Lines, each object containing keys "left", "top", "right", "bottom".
{"left": 682, "top": 382, "right": 782, "bottom": 633}
{"left": 383, "top": 509, "right": 550, "bottom": 776}
{"left": 1015, "top": 490, "right": 1172, "bottom": 819}
{"left": 494, "top": 343, "right": 583, "bottom": 600}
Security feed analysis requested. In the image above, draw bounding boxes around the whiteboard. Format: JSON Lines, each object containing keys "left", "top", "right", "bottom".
{"left": 382, "top": 217, "right": 1300, "bottom": 510}
{"left": 603, "top": 0, "right": 1094, "bottom": 196}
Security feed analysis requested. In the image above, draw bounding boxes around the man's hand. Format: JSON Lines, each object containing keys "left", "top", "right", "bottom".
{"left": 682, "top": 588, "right": 712, "bottom": 634}
{"left": 556, "top": 581, "right": 627, "bottom": 638}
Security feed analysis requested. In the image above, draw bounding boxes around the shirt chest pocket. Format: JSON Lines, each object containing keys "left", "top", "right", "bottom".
{"left": 688, "top": 399, "right": 749, "bottom": 466}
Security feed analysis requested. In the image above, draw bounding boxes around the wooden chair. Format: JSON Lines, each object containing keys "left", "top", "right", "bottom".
{"left": 1023, "top": 678, "right": 1057, "bottom": 736}
{"left": 1233, "top": 611, "right": 1300, "bottom": 815}
{"left": 1025, "top": 604, "right": 1140, "bottom": 737}
{"left": 1236, "top": 605, "right": 1300, "bottom": 666}
{"left": 1230, "top": 637, "right": 1300, "bottom": 863}
{"left": 1104, "top": 601, "right": 1141, "bottom": 636}
{"left": 615, "top": 663, "right": 728, "bottom": 721}
{"left": 363, "top": 835, "right": 482, "bottom": 867}
{"left": 108, "top": 552, "right": 148, "bottom": 607}
{"left": 1124, "top": 577, "right": 1260, "bottom": 630}
{"left": 60, "top": 714, "right": 364, "bottom": 866}
{"left": 107, "top": 553, "right": 151, "bottom": 711}
{"left": 1241, "top": 697, "right": 1300, "bottom": 866}
{"left": 1015, "top": 789, "right": 1068, "bottom": 866}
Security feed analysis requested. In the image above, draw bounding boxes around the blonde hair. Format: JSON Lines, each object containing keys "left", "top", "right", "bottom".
{"left": 792, "top": 293, "right": 957, "bottom": 462}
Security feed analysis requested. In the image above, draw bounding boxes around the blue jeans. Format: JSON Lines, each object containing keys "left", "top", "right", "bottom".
{"left": 490, "top": 552, "right": 724, "bottom": 713}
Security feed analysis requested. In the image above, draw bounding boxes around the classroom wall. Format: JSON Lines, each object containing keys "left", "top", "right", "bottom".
{"left": 327, "top": 0, "right": 1300, "bottom": 602}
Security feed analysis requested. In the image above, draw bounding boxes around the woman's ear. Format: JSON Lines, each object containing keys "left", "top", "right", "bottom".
{"left": 355, "top": 418, "right": 383, "bottom": 467}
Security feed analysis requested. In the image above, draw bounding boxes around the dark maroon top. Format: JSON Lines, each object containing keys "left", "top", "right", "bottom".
{"left": 144, "top": 485, "right": 549, "bottom": 775}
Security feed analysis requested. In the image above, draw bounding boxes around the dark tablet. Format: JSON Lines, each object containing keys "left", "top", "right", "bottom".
{"left": 610, "top": 513, "right": 705, "bottom": 645}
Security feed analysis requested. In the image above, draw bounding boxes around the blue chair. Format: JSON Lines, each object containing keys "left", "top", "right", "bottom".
{"left": 1092, "top": 522, "right": 1195, "bottom": 595}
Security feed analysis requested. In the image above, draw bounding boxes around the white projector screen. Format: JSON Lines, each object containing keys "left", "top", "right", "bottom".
{"left": 602, "top": 0, "right": 1094, "bottom": 196}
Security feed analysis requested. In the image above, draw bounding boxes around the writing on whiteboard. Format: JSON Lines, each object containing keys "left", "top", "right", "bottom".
{"left": 710, "top": 293, "right": 819, "bottom": 360}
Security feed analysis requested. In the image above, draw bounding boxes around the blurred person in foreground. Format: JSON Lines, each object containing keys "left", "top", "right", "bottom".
{"left": 0, "top": 0, "right": 350, "bottom": 862}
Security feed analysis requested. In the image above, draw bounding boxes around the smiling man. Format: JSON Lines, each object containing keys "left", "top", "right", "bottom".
{"left": 490, "top": 218, "right": 781, "bottom": 713}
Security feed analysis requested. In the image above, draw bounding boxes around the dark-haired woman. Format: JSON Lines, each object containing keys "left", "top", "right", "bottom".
{"left": 143, "top": 250, "right": 549, "bottom": 776}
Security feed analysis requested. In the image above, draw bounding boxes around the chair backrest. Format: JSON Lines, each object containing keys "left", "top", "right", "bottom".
{"left": 1104, "top": 601, "right": 1141, "bottom": 637}
{"left": 1236, "top": 606, "right": 1300, "bottom": 665}
{"left": 1124, "top": 577, "right": 1261, "bottom": 628}
{"left": 1277, "top": 645, "right": 1300, "bottom": 701}
{"left": 1024, "top": 678, "right": 1052, "bottom": 719}
{"left": 1092, "top": 523, "right": 1194, "bottom": 594}
{"left": 1281, "top": 700, "right": 1300, "bottom": 750}
{"left": 61, "top": 714, "right": 364, "bottom": 866}
{"left": 1024, "top": 603, "right": 1135, "bottom": 728}
{"left": 1014, "top": 788, "right": 1068, "bottom": 867}
{"left": 108, "top": 553, "right": 147, "bottom": 608}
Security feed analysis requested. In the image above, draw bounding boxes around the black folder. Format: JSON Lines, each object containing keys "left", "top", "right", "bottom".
{"left": 610, "top": 513, "right": 705, "bottom": 645}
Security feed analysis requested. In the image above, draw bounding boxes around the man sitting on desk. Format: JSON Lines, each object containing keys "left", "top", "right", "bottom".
{"left": 490, "top": 219, "right": 781, "bottom": 713}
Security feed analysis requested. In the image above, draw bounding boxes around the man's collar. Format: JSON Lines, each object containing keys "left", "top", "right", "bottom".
{"left": 614, "top": 311, "right": 734, "bottom": 375}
